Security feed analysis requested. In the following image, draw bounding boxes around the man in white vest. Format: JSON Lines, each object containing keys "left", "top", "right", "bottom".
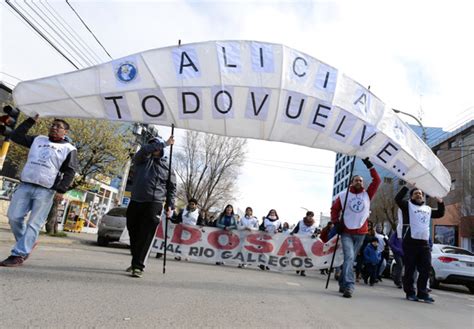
{"left": 330, "top": 157, "right": 381, "bottom": 298}
{"left": 0, "top": 115, "right": 77, "bottom": 267}
{"left": 395, "top": 186, "right": 444, "bottom": 303}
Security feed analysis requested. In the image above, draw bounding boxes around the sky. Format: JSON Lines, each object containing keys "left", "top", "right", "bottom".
{"left": 1, "top": 0, "right": 473, "bottom": 225}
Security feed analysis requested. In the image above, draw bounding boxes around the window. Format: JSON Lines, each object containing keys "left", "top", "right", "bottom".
{"left": 434, "top": 225, "right": 459, "bottom": 246}
{"left": 441, "top": 246, "right": 473, "bottom": 256}
{"left": 383, "top": 177, "right": 392, "bottom": 184}
{"left": 451, "top": 179, "right": 456, "bottom": 191}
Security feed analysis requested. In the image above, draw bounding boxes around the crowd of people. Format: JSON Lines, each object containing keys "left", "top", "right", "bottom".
{"left": 0, "top": 114, "right": 446, "bottom": 305}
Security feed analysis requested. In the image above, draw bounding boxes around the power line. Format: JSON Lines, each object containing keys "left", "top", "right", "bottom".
{"left": 0, "top": 71, "right": 23, "bottom": 81}
{"left": 5, "top": 0, "right": 79, "bottom": 69}
{"left": 66, "top": 0, "right": 113, "bottom": 59}
{"left": 16, "top": 0, "right": 86, "bottom": 68}
{"left": 26, "top": 0, "right": 93, "bottom": 67}
{"left": 41, "top": 0, "right": 104, "bottom": 64}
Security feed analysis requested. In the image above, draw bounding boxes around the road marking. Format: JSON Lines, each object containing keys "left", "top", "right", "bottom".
{"left": 286, "top": 282, "right": 300, "bottom": 286}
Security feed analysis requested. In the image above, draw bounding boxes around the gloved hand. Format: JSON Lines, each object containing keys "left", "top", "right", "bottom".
{"left": 334, "top": 221, "right": 344, "bottom": 234}
{"left": 362, "top": 157, "right": 373, "bottom": 169}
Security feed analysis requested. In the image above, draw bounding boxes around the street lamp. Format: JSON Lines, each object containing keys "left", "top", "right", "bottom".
{"left": 392, "top": 108, "right": 427, "bottom": 143}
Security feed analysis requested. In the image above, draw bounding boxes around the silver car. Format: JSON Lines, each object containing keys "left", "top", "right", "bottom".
{"left": 97, "top": 207, "right": 127, "bottom": 246}
{"left": 430, "top": 244, "right": 474, "bottom": 294}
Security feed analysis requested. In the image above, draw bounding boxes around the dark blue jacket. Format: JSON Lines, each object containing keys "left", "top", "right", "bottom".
{"left": 363, "top": 243, "right": 381, "bottom": 265}
{"left": 130, "top": 142, "right": 176, "bottom": 206}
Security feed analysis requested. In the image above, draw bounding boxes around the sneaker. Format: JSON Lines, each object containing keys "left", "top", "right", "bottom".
{"left": 406, "top": 294, "right": 419, "bottom": 302}
{"left": 300, "top": 271, "right": 306, "bottom": 277}
{"left": 0, "top": 255, "right": 25, "bottom": 267}
{"left": 342, "top": 289, "right": 352, "bottom": 298}
{"left": 125, "top": 266, "right": 133, "bottom": 273}
{"left": 259, "top": 264, "right": 266, "bottom": 271}
{"left": 155, "top": 253, "right": 163, "bottom": 259}
{"left": 418, "top": 295, "right": 435, "bottom": 303}
{"left": 131, "top": 268, "right": 143, "bottom": 278}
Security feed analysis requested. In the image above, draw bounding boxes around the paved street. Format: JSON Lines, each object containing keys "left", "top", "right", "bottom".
{"left": 0, "top": 226, "right": 473, "bottom": 329}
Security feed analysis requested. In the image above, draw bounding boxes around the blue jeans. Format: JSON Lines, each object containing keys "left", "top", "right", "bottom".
{"left": 339, "top": 233, "right": 365, "bottom": 292}
{"left": 7, "top": 183, "right": 55, "bottom": 257}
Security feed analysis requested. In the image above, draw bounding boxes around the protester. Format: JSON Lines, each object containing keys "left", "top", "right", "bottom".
{"left": 319, "top": 221, "right": 334, "bottom": 274}
{"left": 260, "top": 209, "right": 282, "bottom": 233}
{"left": 281, "top": 222, "right": 291, "bottom": 234}
{"left": 171, "top": 198, "right": 203, "bottom": 261}
{"left": 363, "top": 237, "right": 381, "bottom": 286}
{"left": 216, "top": 204, "right": 237, "bottom": 231}
{"left": 330, "top": 157, "right": 381, "bottom": 298}
{"left": 126, "top": 136, "right": 176, "bottom": 278}
{"left": 319, "top": 222, "right": 334, "bottom": 243}
{"left": 0, "top": 116, "right": 77, "bottom": 267}
{"left": 215, "top": 204, "right": 237, "bottom": 265}
{"left": 173, "top": 198, "right": 204, "bottom": 226}
{"left": 388, "top": 222, "right": 404, "bottom": 289}
{"left": 374, "top": 224, "right": 389, "bottom": 282}
{"left": 238, "top": 207, "right": 259, "bottom": 232}
{"left": 395, "top": 185, "right": 444, "bottom": 303}
{"left": 355, "top": 221, "right": 375, "bottom": 283}
{"left": 237, "top": 207, "right": 259, "bottom": 268}
{"left": 292, "top": 211, "right": 318, "bottom": 276}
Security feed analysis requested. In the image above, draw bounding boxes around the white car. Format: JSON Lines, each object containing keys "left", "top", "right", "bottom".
{"left": 430, "top": 244, "right": 474, "bottom": 294}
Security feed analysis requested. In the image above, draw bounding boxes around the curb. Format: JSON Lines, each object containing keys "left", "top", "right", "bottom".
{"left": 0, "top": 238, "right": 75, "bottom": 245}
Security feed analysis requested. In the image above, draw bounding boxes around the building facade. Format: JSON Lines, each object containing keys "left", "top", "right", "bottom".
{"left": 430, "top": 120, "right": 473, "bottom": 251}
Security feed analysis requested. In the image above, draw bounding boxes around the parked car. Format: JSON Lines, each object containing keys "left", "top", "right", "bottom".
{"left": 430, "top": 244, "right": 474, "bottom": 294}
{"left": 97, "top": 207, "right": 127, "bottom": 246}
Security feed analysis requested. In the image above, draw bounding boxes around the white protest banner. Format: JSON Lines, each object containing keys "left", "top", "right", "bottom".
{"left": 151, "top": 223, "right": 343, "bottom": 271}
{"left": 12, "top": 40, "right": 450, "bottom": 197}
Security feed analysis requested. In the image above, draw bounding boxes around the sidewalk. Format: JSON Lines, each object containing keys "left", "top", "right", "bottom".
{"left": 0, "top": 222, "right": 98, "bottom": 246}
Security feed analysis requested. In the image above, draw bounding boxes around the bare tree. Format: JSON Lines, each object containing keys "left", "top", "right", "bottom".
{"left": 174, "top": 131, "right": 247, "bottom": 215}
{"left": 370, "top": 181, "right": 399, "bottom": 232}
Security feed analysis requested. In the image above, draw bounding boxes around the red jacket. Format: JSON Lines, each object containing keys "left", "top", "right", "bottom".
{"left": 330, "top": 167, "right": 381, "bottom": 235}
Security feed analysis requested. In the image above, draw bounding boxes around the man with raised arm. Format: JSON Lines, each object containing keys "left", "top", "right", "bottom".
{"left": 330, "top": 157, "right": 381, "bottom": 298}
{"left": 395, "top": 185, "right": 444, "bottom": 303}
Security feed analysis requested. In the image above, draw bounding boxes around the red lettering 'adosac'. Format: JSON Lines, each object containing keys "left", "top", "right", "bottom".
{"left": 155, "top": 222, "right": 164, "bottom": 239}
{"left": 207, "top": 230, "right": 240, "bottom": 250}
{"left": 244, "top": 233, "right": 273, "bottom": 253}
{"left": 170, "top": 224, "right": 202, "bottom": 245}
{"left": 277, "top": 236, "right": 307, "bottom": 257}
{"left": 311, "top": 239, "right": 336, "bottom": 256}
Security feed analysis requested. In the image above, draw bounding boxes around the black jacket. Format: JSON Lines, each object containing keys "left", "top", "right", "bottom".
{"left": 130, "top": 142, "right": 176, "bottom": 207}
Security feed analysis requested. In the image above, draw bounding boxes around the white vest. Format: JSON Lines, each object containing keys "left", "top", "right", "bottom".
{"left": 408, "top": 202, "right": 432, "bottom": 241}
{"left": 264, "top": 217, "right": 281, "bottom": 233}
{"left": 182, "top": 208, "right": 200, "bottom": 225}
{"left": 340, "top": 191, "right": 371, "bottom": 229}
{"left": 21, "top": 136, "right": 76, "bottom": 189}
{"left": 239, "top": 215, "right": 259, "bottom": 230}
{"left": 297, "top": 219, "right": 317, "bottom": 235}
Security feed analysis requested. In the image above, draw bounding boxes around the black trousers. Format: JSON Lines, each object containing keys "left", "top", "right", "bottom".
{"left": 365, "top": 263, "right": 378, "bottom": 284}
{"left": 126, "top": 200, "right": 163, "bottom": 271}
{"left": 402, "top": 242, "right": 431, "bottom": 298}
